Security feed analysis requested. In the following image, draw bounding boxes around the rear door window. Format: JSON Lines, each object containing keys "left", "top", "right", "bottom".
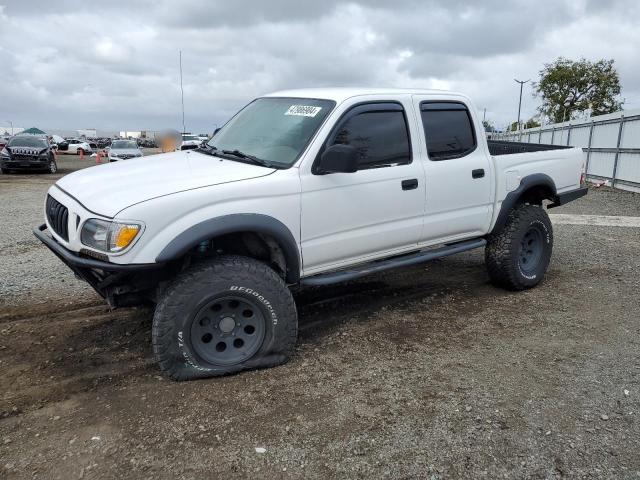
{"left": 420, "top": 102, "right": 476, "bottom": 160}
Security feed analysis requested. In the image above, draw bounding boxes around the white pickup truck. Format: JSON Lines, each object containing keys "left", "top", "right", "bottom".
{"left": 35, "top": 88, "right": 587, "bottom": 380}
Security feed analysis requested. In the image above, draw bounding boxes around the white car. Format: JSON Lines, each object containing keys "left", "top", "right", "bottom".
{"left": 107, "top": 140, "right": 143, "bottom": 162}
{"left": 66, "top": 139, "right": 93, "bottom": 155}
{"left": 35, "top": 87, "right": 587, "bottom": 380}
{"left": 179, "top": 134, "right": 202, "bottom": 150}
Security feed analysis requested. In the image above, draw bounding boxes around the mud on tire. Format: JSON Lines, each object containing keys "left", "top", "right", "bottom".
{"left": 152, "top": 255, "right": 298, "bottom": 381}
{"left": 485, "top": 204, "right": 553, "bottom": 291}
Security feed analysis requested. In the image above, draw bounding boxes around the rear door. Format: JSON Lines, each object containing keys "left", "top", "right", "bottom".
{"left": 300, "top": 98, "right": 426, "bottom": 274}
{"left": 413, "top": 97, "right": 493, "bottom": 242}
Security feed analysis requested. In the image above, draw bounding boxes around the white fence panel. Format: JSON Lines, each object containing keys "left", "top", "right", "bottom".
{"left": 591, "top": 122, "right": 621, "bottom": 148}
{"left": 569, "top": 126, "right": 590, "bottom": 147}
{"left": 622, "top": 119, "right": 640, "bottom": 148}
{"left": 497, "top": 109, "right": 640, "bottom": 191}
{"left": 540, "top": 130, "right": 553, "bottom": 143}
{"left": 616, "top": 152, "right": 640, "bottom": 185}
{"left": 588, "top": 151, "right": 616, "bottom": 178}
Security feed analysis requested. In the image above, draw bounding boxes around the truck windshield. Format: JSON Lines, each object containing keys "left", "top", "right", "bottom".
{"left": 207, "top": 97, "right": 335, "bottom": 168}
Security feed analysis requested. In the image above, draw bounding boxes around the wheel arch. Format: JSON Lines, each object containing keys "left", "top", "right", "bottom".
{"left": 491, "top": 173, "right": 557, "bottom": 234}
{"left": 155, "top": 214, "right": 301, "bottom": 283}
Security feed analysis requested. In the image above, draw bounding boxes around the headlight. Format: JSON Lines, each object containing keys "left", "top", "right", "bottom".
{"left": 81, "top": 219, "right": 142, "bottom": 253}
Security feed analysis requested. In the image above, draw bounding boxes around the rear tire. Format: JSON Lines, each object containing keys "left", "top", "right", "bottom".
{"left": 152, "top": 255, "right": 298, "bottom": 381}
{"left": 485, "top": 204, "right": 553, "bottom": 290}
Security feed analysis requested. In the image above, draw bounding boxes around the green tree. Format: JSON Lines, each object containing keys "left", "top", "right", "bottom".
{"left": 533, "top": 57, "right": 623, "bottom": 123}
{"left": 508, "top": 117, "right": 540, "bottom": 132}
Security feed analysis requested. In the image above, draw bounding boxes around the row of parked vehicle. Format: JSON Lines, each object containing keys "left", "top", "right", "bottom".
{"left": 0, "top": 131, "right": 213, "bottom": 174}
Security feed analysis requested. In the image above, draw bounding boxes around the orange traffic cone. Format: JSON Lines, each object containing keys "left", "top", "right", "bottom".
{"left": 79, "top": 149, "right": 84, "bottom": 160}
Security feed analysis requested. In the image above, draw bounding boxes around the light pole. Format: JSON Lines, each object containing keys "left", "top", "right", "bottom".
{"left": 6, "top": 120, "right": 13, "bottom": 136}
{"left": 514, "top": 79, "right": 530, "bottom": 130}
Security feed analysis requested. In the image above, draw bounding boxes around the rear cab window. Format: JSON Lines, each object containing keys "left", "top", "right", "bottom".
{"left": 420, "top": 101, "right": 476, "bottom": 160}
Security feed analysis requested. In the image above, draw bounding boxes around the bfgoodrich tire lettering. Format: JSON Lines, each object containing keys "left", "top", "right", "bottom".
{"left": 152, "top": 255, "right": 298, "bottom": 381}
{"left": 485, "top": 204, "right": 553, "bottom": 290}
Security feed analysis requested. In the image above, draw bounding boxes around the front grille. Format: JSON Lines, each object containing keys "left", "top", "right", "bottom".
{"left": 46, "top": 195, "right": 69, "bottom": 241}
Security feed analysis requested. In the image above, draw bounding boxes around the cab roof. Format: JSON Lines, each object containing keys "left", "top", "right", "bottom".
{"left": 264, "top": 87, "right": 468, "bottom": 104}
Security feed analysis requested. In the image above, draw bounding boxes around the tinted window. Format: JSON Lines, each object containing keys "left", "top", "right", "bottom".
{"left": 421, "top": 103, "right": 476, "bottom": 160}
{"left": 331, "top": 110, "right": 411, "bottom": 169}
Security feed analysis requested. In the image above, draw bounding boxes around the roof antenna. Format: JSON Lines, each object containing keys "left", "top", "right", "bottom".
{"left": 180, "top": 50, "right": 186, "bottom": 134}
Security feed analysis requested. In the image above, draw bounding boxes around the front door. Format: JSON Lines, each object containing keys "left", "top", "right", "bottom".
{"left": 300, "top": 99, "right": 426, "bottom": 274}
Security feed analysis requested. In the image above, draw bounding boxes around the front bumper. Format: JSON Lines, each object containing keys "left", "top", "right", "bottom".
{"left": 2, "top": 157, "right": 49, "bottom": 169}
{"left": 34, "top": 224, "right": 163, "bottom": 305}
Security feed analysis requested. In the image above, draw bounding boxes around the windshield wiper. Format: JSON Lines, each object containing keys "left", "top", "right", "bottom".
{"left": 221, "top": 149, "right": 275, "bottom": 168}
{"left": 196, "top": 143, "right": 218, "bottom": 156}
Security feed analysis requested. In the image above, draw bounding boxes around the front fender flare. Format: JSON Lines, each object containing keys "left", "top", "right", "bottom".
{"left": 155, "top": 214, "right": 301, "bottom": 283}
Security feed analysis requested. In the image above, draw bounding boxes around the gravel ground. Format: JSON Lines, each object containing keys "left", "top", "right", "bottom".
{"left": 1, "top": 170, "right": 639, "bottom": 479}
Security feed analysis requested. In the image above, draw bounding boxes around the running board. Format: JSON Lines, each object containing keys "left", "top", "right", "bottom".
{"left": 301, "top": 238, "right": 487, "bottom": 287}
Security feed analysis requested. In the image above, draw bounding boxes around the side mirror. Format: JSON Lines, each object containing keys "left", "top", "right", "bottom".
{"left": 213, "top": 127, "right": 221, "bottom": 136}
{"left": 317, "top": 144, "right": 358, "bottom": 174}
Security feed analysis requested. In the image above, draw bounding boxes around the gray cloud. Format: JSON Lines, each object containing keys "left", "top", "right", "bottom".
{"left": 0, "top": 0, "right": 638, "bottom": 134}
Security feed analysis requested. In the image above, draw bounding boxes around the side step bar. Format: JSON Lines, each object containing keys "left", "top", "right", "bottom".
{"left": 301, "top": 238, "right": 487, "bottom": 287}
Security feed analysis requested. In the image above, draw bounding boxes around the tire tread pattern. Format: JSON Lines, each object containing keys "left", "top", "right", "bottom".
{"left": 485, "top": 204, "right": 553, "bottom": 291}
{"left": 152, "top": 255, "right": 297, "bottom": 381}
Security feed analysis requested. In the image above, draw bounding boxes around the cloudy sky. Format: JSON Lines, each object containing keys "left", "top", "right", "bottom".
{"left": 1, "top": 0, "right": 638, "bottom": 134}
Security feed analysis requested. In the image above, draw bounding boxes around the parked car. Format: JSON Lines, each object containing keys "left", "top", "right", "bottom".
{"left": 179, "top": 134, "right": 201, "bottom": 150}
{"left": 0, "top": 136, "right": 9, "bottom": 150}
{"left": 66, "top": 139, "right": 93, "bottom": 155}
{"left": 35, "top": 88, "right": 587, "bottom": 380}
{"left": 97, "top": 138, "right": 112, "bottom": 149}
{"left": 49, "top": 135, "right": 66, "bottom": 151}
{"left": 1, "top": 134, "right": 57, "bottom": 173}
{"left": 107, "top": 139, "right": 143, "bottom": 162}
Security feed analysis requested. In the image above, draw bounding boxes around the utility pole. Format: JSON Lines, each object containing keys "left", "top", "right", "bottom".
{"left": 514, "top": 78, "right": 529, "bottom": 131}
{"left": 6, "top": 120, "right": 13, "bottom": 136}
{"left": 483, "top": 108, "right": 486, "bottom": 122}
{"left": 179, "top": 50, "right": 186, "bottom": 134}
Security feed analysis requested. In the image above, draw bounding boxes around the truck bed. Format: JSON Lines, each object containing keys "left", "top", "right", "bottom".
{"left": 487, "top": 140, "right": 572, "bottom": 156}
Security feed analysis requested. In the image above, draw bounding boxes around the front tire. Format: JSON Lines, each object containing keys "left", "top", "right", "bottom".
{"left": 47, "top": 158, "right": 57, "bottom": 174}
{"left": 152, "top": 255, "right": 298, "bottom": 381}
{"left": 485, "top": 204, "right": 553, "bottom": 290}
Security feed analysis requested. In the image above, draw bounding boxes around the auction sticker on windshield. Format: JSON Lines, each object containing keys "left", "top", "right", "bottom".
{"left": 285, "top": 105, "right": 322, "bottom": 117}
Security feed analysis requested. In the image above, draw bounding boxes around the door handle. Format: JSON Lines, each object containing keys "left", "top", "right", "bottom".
{"left": 401, "top": 179, "right": 419, "bottom": 190}
{"left": 472, "top": 169, "right": 485, "bottom": 179}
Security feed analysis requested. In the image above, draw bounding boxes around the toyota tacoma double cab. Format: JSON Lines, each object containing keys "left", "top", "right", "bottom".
{"left": 35, "top": 88, "right": 587, "bottom": 380}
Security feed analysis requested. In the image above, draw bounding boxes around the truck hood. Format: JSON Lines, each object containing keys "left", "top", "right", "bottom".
{"left": 55, "top": 150, "right": 275, "bottom": 218}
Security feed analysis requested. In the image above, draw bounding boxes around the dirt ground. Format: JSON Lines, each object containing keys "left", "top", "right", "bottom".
{"left": 1, "top": 160, "right": 639, "bottom": 479}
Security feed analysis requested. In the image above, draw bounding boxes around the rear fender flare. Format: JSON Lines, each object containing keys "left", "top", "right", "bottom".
{"left": 490, "top": 174, "right": 557, "bottom": 234}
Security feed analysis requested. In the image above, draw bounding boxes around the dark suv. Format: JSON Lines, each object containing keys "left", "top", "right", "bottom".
{"left": 0, "top": 135, "right": 58, "bottom": 174}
